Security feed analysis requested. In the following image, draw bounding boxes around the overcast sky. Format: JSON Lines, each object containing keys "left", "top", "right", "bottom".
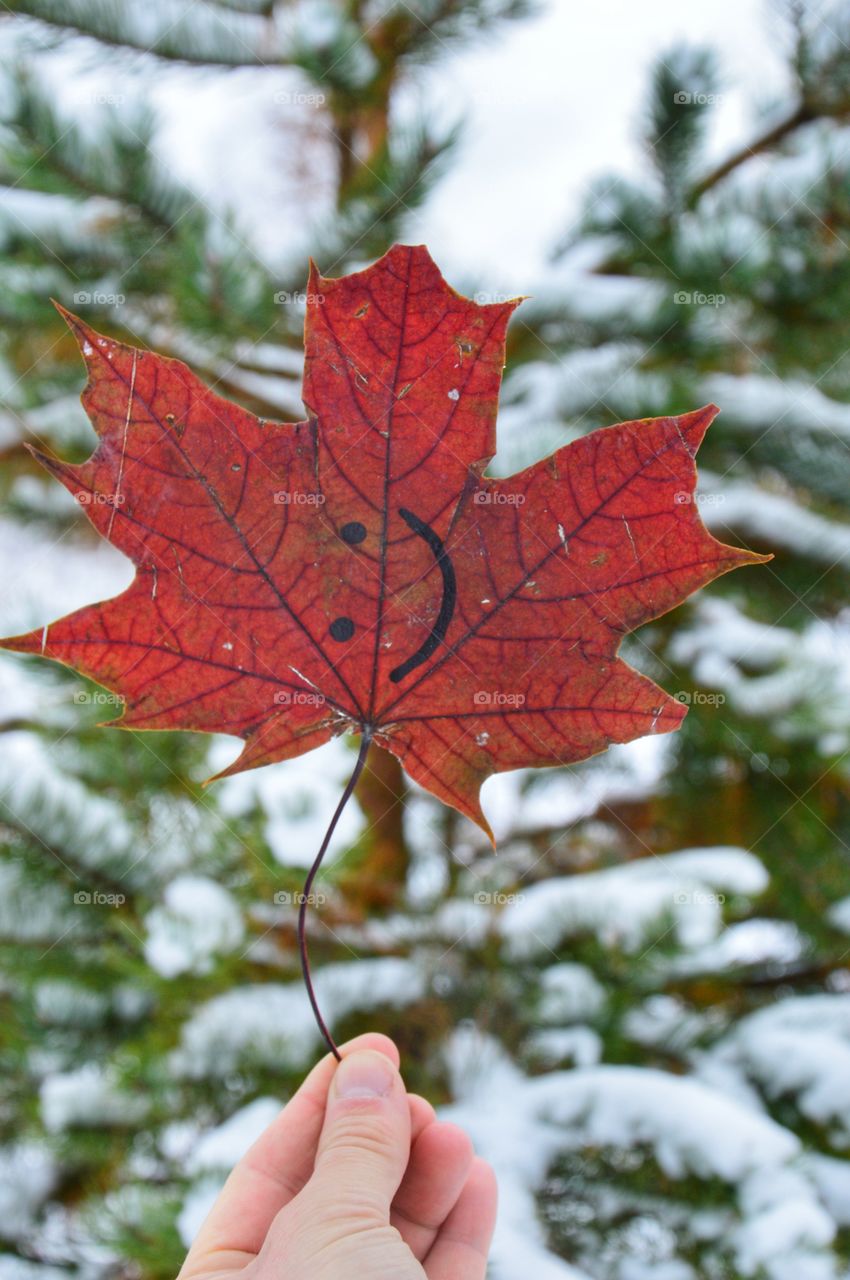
{"left": 44, "top": 0, "right": 793, "bottom": 293}
{"left": 403, "top": 0, "right": 790, "bottom": 285}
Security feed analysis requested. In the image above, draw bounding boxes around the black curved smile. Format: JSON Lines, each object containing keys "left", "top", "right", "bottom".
{"left": 389, "top": 507, "right": 457, "bottom": 684}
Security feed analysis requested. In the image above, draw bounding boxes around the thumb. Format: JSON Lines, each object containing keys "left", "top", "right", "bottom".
{"left": 307, "top": 1048, "right": 410, "bottom": 1223}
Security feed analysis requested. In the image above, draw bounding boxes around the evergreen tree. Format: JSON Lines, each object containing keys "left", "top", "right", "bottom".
{"left": 499, "top": 4, "right": 850, "bottom": 958}
{"left": 0, "top": 3, "right": 530, "bottom": 1276}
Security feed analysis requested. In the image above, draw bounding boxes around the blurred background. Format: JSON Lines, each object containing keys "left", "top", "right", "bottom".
{"left": 1, "top": 2, "right": 850, "bottom": 1278}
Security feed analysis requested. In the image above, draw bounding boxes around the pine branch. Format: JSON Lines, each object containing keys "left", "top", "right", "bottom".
{"left": 687, "top": 102, "right": 814, "bottom": 206}
{"left": 4, "top": 0, "right": 293, "bottom": 66}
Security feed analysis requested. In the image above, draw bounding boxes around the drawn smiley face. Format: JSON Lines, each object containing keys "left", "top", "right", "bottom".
{"left": 327, "top": 508, "right": 457, "bottom": 686}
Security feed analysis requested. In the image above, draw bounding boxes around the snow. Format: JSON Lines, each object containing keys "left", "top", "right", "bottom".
{"left": 33, "top": 981, "right": 111, "bottom": 1029}
{"left": 0, "top": 1263, "right": 69, "bottom": 1280}
{"left": 480, "top": 735, "right": 673, "bottom": 843}
{"left": 0, "top": 517, "right": 131, "bottom": 638}
{"left": 40, "top": 1065, "right": 150, "bottom": 1132}
{"left": 802, "top": 1154, "right": 850, "bottom": 1226}
{"left": 0, "top": 862, "right": 83, "bottom": 946}
{"left": 707, "top": 995, "right": 850, "bottom": 1138}
{"left": 175, "top": 1097, "right": 283, "bottom": 1246}
{"left": 735, "top": 1165, "right": 836, "bottom": 1277}
{"left": 0, "top": 732, "right": 139, "bottom": 886}
{"left": 623, "top": 994, "right": 713, "bottom": 1054}
{"left": 538, "top": 962, "right": 607, "bottom": 1023}
{"left": 699, "top": 473, "right": 850, "bottom": 567}
{"left": 828, "top": 895, "right": 850, "bottom": 934}
{"left": 670, "top": 598, "right": 850, "bottom": 751}
{"left": 0, "top": 1145, "right": 57, "bottom": 1243}
{"left": 666, "top": 918, "right": 806, "bottom": 975}
{"left": 211, "top": 734, "right": 366, "bottom": 868}
{"left": 186, "top": 1097, "right": 281, "bottom": 1173}
{"left": 499, "top": 846, "right": 767, "bottom": 959}
{"left": 144, "top": 875, "right": 244, "bottom": 977}
{"left": 176, "top": 1178, "right": 222, "bottom": 1249}
{"left": 440, "top": 1027, "right": 817, "bottom": 1280}
{"left": 703, "top": 372, "right": 850, "bottom": 443}
{"left": 172, "top": 957, "right": 426, "bottom": 1075}
{"left": 526, "top": 1026, "right": 603, "bottom": 1067}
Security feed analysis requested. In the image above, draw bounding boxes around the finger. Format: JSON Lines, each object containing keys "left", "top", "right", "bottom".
{"left": 424, "top": 1158, "right": 498, "bottom": 1280}
{"left": 181, "top": 1033, "right": 398, "bottom": 1269}
{"left": 302, "top": 1048, "right": 411, "bottom": 1226}
{"left": 391, "top": 1121, "right": 474, "bottom": 1259}
{"left": 408, "top": 1092, "right": 437, "bottom": 1141}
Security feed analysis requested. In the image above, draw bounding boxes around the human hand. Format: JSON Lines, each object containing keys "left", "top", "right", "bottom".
{"left": 178, "top": 1032, "right": 497, "bottom": 1280}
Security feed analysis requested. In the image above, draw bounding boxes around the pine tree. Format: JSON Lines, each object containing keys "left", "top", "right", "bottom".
{"left": 446, "top": 5, "right": 850, "bottom": 1274}
{"left": 0, "top": 3, "right": 532, "bottom": 1276}
{"left": 499, "top": 6, "right": 850, "bottom": 956}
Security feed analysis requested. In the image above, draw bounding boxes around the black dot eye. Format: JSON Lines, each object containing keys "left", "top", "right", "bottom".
{"left": 340, "top": 521, "right": 366, "bottom": 545}
{"left": 329, "top": 616, "right": 355, "bottom": 642}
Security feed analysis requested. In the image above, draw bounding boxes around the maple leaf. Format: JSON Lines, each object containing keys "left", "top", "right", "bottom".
{"left": 2, "top": 245, "right": 767, "bottom": 839}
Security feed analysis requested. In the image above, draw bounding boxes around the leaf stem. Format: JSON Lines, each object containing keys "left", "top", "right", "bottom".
{"left": 298, "top": 729, "right": 373, "bottom": 1060}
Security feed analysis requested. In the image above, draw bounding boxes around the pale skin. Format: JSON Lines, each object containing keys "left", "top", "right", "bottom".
{"left": 178, "top": 1033, "right": 497, "bottom": 1280}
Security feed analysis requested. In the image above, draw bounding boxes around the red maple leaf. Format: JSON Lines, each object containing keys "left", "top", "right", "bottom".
{"left": 2, "top": 245, "right": 766, "bottom": 838}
